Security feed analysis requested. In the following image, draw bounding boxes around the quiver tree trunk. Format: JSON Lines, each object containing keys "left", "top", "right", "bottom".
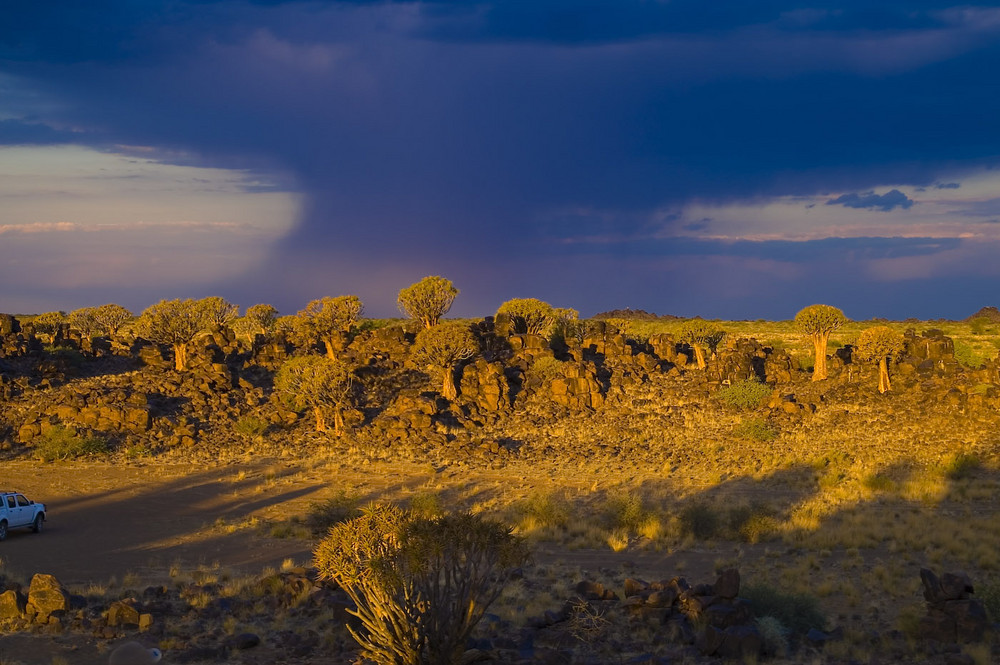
{"left": 692, "top": 343, "right": 707, "bottom": 370}
{"left": 442, "top": 367, "right": 458, "bottom": 400}
{"left": 811, "top": 332, "right": 830, "bottom": 381}
{"left": 877, "top": 357, "right": 891, "bottom": 393}
{"left": 172, "top": 343, "right": 189, "bottom": 372}
{"left": 313, "top": 407, "right": 327, "bottom": 432}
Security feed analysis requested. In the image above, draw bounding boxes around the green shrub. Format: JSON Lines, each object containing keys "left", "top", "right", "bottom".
{"left": 234, "top": 415, "right": 269, "bottom": 439}
{"left": 728, "top": 503, "right": 777, "bottom": 543}
{"left": 408, "top": 491, "right": 444, "bottom": 518}
{"left": 530, "top": 356, "right": 564, "bottom": 383}
{"left": 34, "top": 427, "right": 109, "bottom": 462}
{"left": 44, "top": 347, "right": 85, "bottom": 368}
{"left": 604, "top": 491, "right": 646, "bottom": 531}
{"left": 954, "top": 342, "right": 989, "bottom": 368}
{"left": 943, "top": 452, "right": 981, "bottom": 480}
{"left": 969, "top": 317, "right": 990, "bottom": 335}
{"left": 734, "top": 418, "right": 778, "bottom": 442}
{"left": 679, "top": 503, "right": 720, "bottom": 540}
{"left": 314, "top": 504, "right": 529, "bottom": 665}
{"left": 306, "top": 492, "right": 361, "bottom": 535}
{"left": 755, "top": 615, "right": 790, "bottom": 657}
{"left": 741, "top": 583, "right": 826, "bottom": 634}
{"left": 863, "top": 473, "right": 896, "bottom": 492}
{"left": 716, "top": 379, "right": 771, "bottom": 410}
{"left": 977, "top": 579, "right": 1000, "bottom": 621}
{"left": 517, "top": 492, "right": 571, "bottom": 530}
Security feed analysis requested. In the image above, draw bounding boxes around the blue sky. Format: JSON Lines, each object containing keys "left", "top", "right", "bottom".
{"left": 3, "top": 1, "right": 1000, "bottom": 319}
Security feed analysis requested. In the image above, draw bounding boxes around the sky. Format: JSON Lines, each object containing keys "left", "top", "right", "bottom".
{"left": 2, "top": 2, "right": 1000, "bottom": 321}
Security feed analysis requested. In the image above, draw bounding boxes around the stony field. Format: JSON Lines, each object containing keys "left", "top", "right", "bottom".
{"left": 2, "top": 313, "right": 1000, "bottom": 664}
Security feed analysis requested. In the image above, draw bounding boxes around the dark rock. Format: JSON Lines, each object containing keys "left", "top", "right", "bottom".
{"left": 713, "top": 569, "right": 740, "bottom": 599}
{"left": 695, "top": 625, "right": 725, "bottom": 655}
{"left": 717, "top": 625, "right": 763, "bottom": 659}
{"left": 228, "top": 632, "right": 261, "bottom": 650}
{"left": 106, "top": 600, "right": 140, "bottom": 627}
{"left": 624, "top": 578, "right": 649, "bottom": 597}
{"left": 663, "top": 617, "right": 696, "bottom": 644}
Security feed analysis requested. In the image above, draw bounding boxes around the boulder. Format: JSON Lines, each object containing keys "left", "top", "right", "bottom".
{"left": 0, "top": 589, "right": 26, "bottom": 619}
{"left": 26, "top": 574, "right": 69, "bottom": 621}
{"left": 714, "top": 568, "right": 740, "bottom": 599}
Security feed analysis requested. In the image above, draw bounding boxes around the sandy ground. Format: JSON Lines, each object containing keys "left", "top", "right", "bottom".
{"left": 0, "top": 460, "right": 327, "bottom": 585}
{"left": 0, "top": 458, "right": 771, "bottom": 665}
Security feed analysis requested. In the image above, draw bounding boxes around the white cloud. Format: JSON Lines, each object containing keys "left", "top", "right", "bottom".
{"left": 0, "top": 145, "right": 301, "bottom": 308}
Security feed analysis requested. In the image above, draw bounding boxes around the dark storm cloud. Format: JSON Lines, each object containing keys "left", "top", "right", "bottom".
{"left": 826, "top": 190, "right": 915, "bottom": 212}
{"left": 548, "top": 235, "right": 961, "bottom": 263}
{"left": 3, "top": 1, "right": 1000, "bottom": 318}
{"left": 936, "top": 182, "right": 961, "bottom": 189}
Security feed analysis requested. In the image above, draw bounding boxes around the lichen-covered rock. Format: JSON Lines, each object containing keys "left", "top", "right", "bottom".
{"left": 26, "top": 574, "right": 68, "bottom": 622}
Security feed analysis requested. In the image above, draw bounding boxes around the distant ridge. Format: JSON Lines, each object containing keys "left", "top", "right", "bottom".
{"left": 592, "top": 308, "right": 680, "bottom": 320}
{"left": 965, "top": 306, "right": 1000, "bottom": 322}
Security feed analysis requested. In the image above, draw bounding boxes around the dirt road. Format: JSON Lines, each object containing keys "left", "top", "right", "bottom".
{"left": 0, "top": 460, "right": 324, "bottom": 585}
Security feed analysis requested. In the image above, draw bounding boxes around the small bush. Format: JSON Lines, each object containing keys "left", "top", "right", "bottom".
{"left": 306, "top": 492, "right": 361, "bottom": 535}
{"left": 530, "top": 356, "right": 564, "bottom": 383}
{"left": 863, "top": 473, "right": 896, "bottom": 492}
{"left": 679, "top": 503, "right": 720, "bottom": 540}
{"left": 234, "top": 415, "right": 269, "bottom": 439}
{"left": 34, "top": 427, "right": 109, "bottom": 462}
{"left": 408, "top": 491, "right": 444, "bottom": 518}
{"left": 516, "top": 492, "right": 571, "bottom": 531}
{"left": 954, "top": 342, "right": 988, "bottom": 369}
{"left": 728, "top": 503, "right": 777, "bottom": 543}
{"left": 742, "top": 583, "right": 826, "bottom": 634}
{"left": 969, "top": 317, "right": 990, "bottom": 335}
{"left": 943, "top": 452, "right": 981, "bottom": 480}
{"left": 734, "top": 418, "right": 778, "bottom": 442}
{"left": 716, "top": 379, "right": 771, "bottom": 410}
{"left": 977, "top": 579, "right": 1000, "bottom": 621}
{"left": 604, "top": 491, "right": 646, "bottom": 531}
{"left": 756, "top": 615, "right": 790, "bottom": 656}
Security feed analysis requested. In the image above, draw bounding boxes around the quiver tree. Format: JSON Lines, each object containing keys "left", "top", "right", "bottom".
{"left": 412, "top": 321, "right": 478, "bottom": 400}
{"left": 30, "top": 311, "right": 65, "bottom": 338}
{"left": 397, "top": 276, "right": 458, "bottom": 329}
{"left": 93, "top": 303, "right": 133, "bottom": 337}
{"left": 274, "top": 355, "right": 354, "bottom": 433}
{"left": 68, "top": 307, "right": 101, "bottom": 338}
{"left": 136, "top": 298, "right": 221, "bottom": 371}
{"left": 678, "top": 318, "right": 724, "bottom": 370}
{"left": 298, "top": 296, "right": 364, "bottom": 358}
{"left": 854, "top": 326, "right": 905, "bottom": 393}
{"left": 313, "top": 504, "right": 529, "bottom": 665}
{"left": 496, "top": 298, "right": 554, "bottom": 335}
{"left": 234, "top": 304, "right": 279, "bottom": 345}
{"left": 551, "top": 307, "right": 581, "bottom": 346}
{"left": 200, "top": 296, "right": 239, "bottom": 326}
{"left": 795, "top": 304, "right": 847, "bottom": 381}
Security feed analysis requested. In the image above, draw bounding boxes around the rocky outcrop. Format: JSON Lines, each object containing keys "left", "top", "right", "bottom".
{"left": 918, "top": 569, "right": 990, "bottom": 643}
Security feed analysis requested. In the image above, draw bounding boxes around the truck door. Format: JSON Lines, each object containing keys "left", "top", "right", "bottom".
{"left": 12, "top": 495, "right": 31, "bottom": 527}
{"left": 4, "top": 495, "right": 20, "bottom": 527}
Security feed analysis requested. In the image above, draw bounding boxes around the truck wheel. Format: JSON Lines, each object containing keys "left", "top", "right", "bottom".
{"left": 32, "top": 515, "right": 43, "bottom": 533}
{"left": 0, "top": 520, "right": 7, "bottom": 541}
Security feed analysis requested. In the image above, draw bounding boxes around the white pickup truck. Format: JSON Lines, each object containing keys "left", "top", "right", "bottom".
{"left": 0, "top": 491, "right": 46, "bottom": 541}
